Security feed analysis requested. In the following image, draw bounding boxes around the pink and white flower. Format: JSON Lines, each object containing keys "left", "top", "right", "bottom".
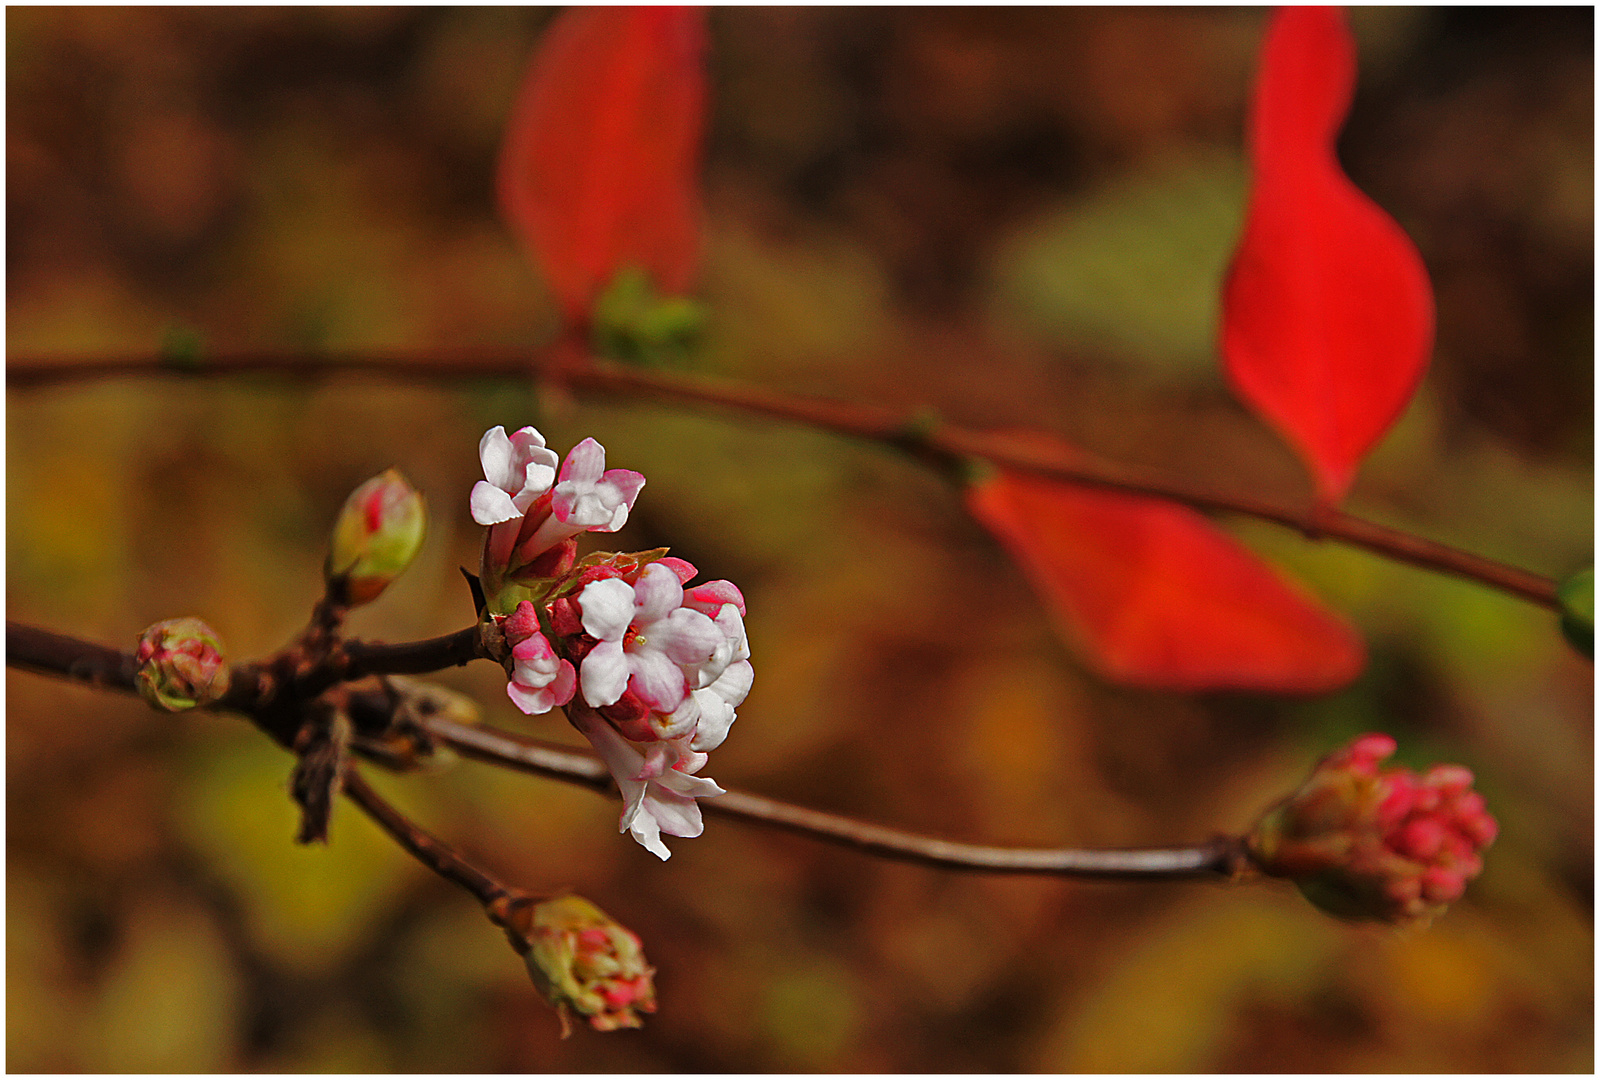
{"left": 472, "top": 426, "right": 561, "bottom": 576}
{"left": 558, "top": 561, "right": 754, "bottom": 858}
{"left": 472, "top": 427, "right": 648, "bottom": 590}
{"left": 471, "top": 425, "right": 560, "bottom": 526}
{"left": 570, "top": 704, "right": 725, "bottom": 861}
{"left": 502, "top": 600, "right": 576, "bottom": 715}
{"left": 673, "top": 579, "right": 752, "bottom": 752}
{"left": 575, "top": 562, "right": 732, "bottom": 715}
{"left": 511, "top": 438, "right": 646, "bottom": 568}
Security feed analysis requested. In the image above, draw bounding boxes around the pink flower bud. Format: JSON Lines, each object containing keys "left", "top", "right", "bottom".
{"left": 135, "top": 617, "right": 231, "bottom": 711}
{"left": 510, "top": 894, "right": 657, "bottom": 1035}
{"left": 1247, "top": 733, "right": 1497, "bottom": 927}
{"left": 473, "top": 427, "right": 645, "bottom": 600}
{"left": 326, "top": 469, "right": 427, "bottom": 605}
{"left": 502, "top": 600, "right": 544, "bottom": 646}
{"left": 499, "top": 601, "right": 576, "bottom": 716}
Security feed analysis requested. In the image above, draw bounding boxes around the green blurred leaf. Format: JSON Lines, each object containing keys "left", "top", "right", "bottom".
{"left": 592, "top": 264, "right": 707, "bottom": 368}
{"left": 993, "top": 151, "right": 1247, "bottom": 376}
{"left": 1556, "top": 566, "right": 1592, "bottom": 658}
{"left": 174, "top": 732, "right": 423, "bottom": 972}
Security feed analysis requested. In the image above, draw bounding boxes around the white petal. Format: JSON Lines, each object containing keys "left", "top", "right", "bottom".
{"left": 559, "top": 437, "right": 607, "bottom": 484}
{"left": 470, "top": 480, "right": 522, "bottom": 525}
{"left": 625, "top": 803, "right": 673, "bottom": 861}
{"left": 714, "top": 605, "right": 750, "bottom": 662}
{"left": 688, "top": 693, "right": 736, "bottom": 752}
{"left": 643, "top": 786, "right": 706, "bottom": 840}
{"left": 478, "top": 426, "right": 516, "bottom": 489}
{"left": 652, "top": 693, "right": 700, "bottom": 741}
{"left": 627, "top": 648, "right": 688, "bottom": 712}
{"left": 554, "top": 483, "right": 616, "bottom": 528}
{"left": 580, "top": 641, "right": 629, "bottom": 707}
{"left": 709, "top": 659, "right": 753, "bottom": 707}
{"left": 517, "top": 456, "right": 558, "bottom": 504}
{"left": 578, "top": 578, "right": 636, "bottom": 641}
{"left": 657, "top": 767, "right": 724, "bottom": 801}
{"left": 631, "top": 563, "right": 684, "bottom": 624}
{"left": 653, "top": 608, "right": 725, "bottom": 672}
{"left": 507, "top": 679, "right": 555, "bottom": 715}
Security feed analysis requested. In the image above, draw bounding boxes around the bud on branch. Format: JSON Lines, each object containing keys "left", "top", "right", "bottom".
{"left": 1247, "top": 733, "right": 1497, "bottom": 927}
{"left": 501, "top": 894, "right": 658, "bottom": 1036}
{"left": 326, "top": 468, "right": 427, "bottom": 606}
{"left": 135, "top": 617, "right": 231, "bottom": 711}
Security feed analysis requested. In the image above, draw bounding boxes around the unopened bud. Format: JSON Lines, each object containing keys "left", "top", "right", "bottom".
{"left": 507, "top": 894, "right": 657, "bottom": 1035}
{"left": 326, "top": 469, "right": 427, "bottom": 605}
{"left": 135, "top": 617, "right": 230, "bottom": 711}
{"left": 1247, "top": 733, "right": 1498, "bottom": 927}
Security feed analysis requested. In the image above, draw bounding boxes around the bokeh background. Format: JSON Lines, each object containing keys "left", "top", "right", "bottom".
{"left": 7, "top": 6, "right": 1592, "bottom": 1071}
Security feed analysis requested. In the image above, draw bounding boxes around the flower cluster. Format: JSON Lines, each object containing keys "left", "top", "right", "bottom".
{"left": 471, "top": 425, "right": 645, "bottom": 602}
{"left": 1247, "top": 733, "right": 1498, "bottom": 926}
{"left": 471, "top": 426, "right": 751, "bottom": 859}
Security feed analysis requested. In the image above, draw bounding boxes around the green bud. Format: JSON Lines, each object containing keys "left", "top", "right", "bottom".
{"left": 135, "top": 617, "right": 230, "bottom": 711}
{"left": 592, "top": 265, "right": 706, "bottom": 368}
{"left": 326, "top": 469, "right": 427, "bottom": 605}
{"left": 1557, "top": 567, "right": 1592, "bottom": 658}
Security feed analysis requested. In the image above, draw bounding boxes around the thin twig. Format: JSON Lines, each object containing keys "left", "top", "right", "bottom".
{"left": 7, "top": 347, "right": 1561, "bottom": 608}
{"left": 7, "top": 620, "right": 1245, "bottom": 880}
{"left": 423, "top": 716, "right": 1242, "bottom": 879}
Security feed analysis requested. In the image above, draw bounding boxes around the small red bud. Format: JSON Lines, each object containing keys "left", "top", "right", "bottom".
{"left": 502, "top": 600, "right": 543, "bottom": 647}
{"left": 515, "top": 535, "right": 579, "bottom": 584}
{"left": 549, "top": 597, "right": 586, "bottom": 640}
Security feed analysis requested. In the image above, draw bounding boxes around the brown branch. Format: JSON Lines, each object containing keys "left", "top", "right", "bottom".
{"left": 6, "top": 621, "right": 139, "bottom": 692}
{"left": 7, "top": 347, "right": 1561, "bottom": 608}
{"left": 6, "top": 620, "right": 1247, "bottom": 880}
{"left": 341, "top": 627, "right": 487, "bottom": 678}
{"left": 423, "top": 716, "right": 1244, "bottom": 879}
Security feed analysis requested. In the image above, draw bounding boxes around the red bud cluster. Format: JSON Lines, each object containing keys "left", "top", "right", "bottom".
{"left": 1247, "top": 734, "right": 1497, "bottom": 926}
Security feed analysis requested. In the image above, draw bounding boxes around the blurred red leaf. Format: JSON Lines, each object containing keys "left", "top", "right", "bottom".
{"left": 967, "top": 464, "right": 1365, "bottom": 693}
{"left": 1221, "top": 6, "right": 1435, "bottom": 508}
{"left": 497, "top": 6, "right": 707, "bottom": 325}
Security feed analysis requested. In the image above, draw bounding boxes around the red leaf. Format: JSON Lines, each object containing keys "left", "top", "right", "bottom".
{"left": 498, "top": 7, "right": 707, "bottom": 325}
{"left": 1221, "top": 6, "right": 1434, "bottom": 508}
{"left": 967, "top": 464, "right": 1365, "bottom": 693}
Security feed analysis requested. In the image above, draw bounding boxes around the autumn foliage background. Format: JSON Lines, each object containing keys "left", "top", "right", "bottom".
{"left": 7, "top": 7, "right": 1593, "bottom": 1071}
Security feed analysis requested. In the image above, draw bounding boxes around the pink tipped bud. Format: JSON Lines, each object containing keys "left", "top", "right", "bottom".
{"left": 1337, "top": 732, "right": 1398, "bottom": 775}
{"left": 684, "top": 578, "right": 746, "bottom": 617}
{"left": 655, "top": 556, "right": 698, "bottom": 584}
{"left": 508, "top": 895, "right": 657, "bottom": 1035}
{"left": 1247, "top": 733, "right": 1498, "bottom": 927}
{"left": 326, "top": 469, "right": 427, "bottom": 605}
{"left": 135, "top": 617, "right": 230, "bottom": 711}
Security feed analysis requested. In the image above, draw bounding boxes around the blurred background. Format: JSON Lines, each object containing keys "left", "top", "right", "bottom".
{"left": 7, "top": 6, "right": 1592, "bottom": 1071}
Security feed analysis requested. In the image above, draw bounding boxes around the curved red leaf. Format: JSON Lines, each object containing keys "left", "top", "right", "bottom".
{"left": 498, "top": 7, "right": 707, "bottom": 325}
{"left": 967, "top": 464, "right": 1365, "bottom": 693}
{"left": 1221, "top": 6, "right": 1435, "bottom": 508}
